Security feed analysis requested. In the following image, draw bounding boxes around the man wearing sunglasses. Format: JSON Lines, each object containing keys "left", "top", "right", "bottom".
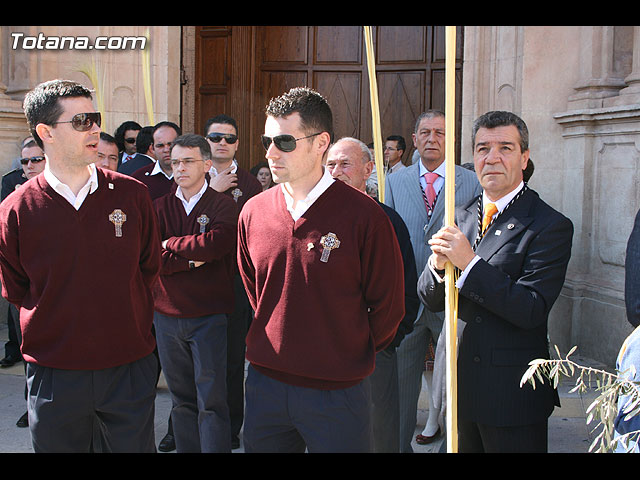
{"left": 203, "top": 114, "right": 261, "bottom": 449}
{"left": 114, "top": 120, "right": 141, "bottom": 168}
{"left": 0, "top": 137, "right": 46, "bottom": 428}
{"left": 237, "top": 87, "right": 405, "bottom": 453}
{"left": 1, "top": 139, "right": 46, "bottom": 202}
{"left": 0, "top": 79, "right": 161, "bottom": 453}
{"left": 204, "top": 114, "right": 262, "bottom": 210}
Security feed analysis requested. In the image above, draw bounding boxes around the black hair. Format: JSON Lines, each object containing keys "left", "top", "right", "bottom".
{"left": 22, "top": 79, "right": 93, "bottom": 149}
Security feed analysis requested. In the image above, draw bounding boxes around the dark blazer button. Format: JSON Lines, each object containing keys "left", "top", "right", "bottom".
{"left": 475, "top": 316, "right": 482, "bottom": 323}
{"left": 473, "top": 356, "right": 481, "bottom": 363}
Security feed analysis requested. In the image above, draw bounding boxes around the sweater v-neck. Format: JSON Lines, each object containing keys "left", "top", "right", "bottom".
{"left": 278, "top": 180, "right": 340, "bottom": 232}
{"left": 38, "top": 168, "right": 103, "bottom": 218}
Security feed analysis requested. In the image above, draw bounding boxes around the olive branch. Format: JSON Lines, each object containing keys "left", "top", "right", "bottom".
{"left": 520, "top": 345, "right": 640, "bottom": 453}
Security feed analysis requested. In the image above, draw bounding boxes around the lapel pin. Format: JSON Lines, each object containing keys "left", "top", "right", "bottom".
{"left": 495, "top": 229, "right": 502, "bottom": 236}
{"left": 507, "top": 223, "right": 515, "bottom": 230}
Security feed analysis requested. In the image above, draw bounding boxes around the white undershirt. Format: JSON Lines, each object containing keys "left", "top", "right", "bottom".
{"left": 44, "top": 163, "right": 99, "bottom": 210}
{"left": 429, "top": 181, "right": 525, "bottom": 288}
{"left": 175, "top": 180, "right": 208, "bottom": 215}
{"left": 281, "top": 168, "right": 335, "bottom": 222}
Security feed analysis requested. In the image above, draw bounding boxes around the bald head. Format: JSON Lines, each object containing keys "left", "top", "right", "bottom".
{"left": 326, "top": 137, "right": 373, "bottom": 192}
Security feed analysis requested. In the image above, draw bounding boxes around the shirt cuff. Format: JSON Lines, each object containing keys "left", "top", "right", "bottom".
{"left": 455, "top": 255, "right": 481, "bottom": 289}
{"left": 427, "top": 254, "right": 446, "bottom": 283}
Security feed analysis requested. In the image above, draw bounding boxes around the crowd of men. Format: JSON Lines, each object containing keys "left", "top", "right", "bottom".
{"left": 0, "top": 78, "right": 590, "bottom": 453}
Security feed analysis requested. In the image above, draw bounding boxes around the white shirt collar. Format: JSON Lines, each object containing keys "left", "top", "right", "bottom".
{"left": 282, "top": 167, "right": 335, "bottom": 221}
{"left": 175, "top": 179, "right": 208, "bottom": 215}
{"left": 210, "top": 159, "right": 238, "bottom": 176}
{"left": 44, "top": 162, "right": 99, "bottom": 210}
{"left": 483, "top": 181, "right": 524, "bottom": 214}
{"left": 419, "top": 159, "right": 446, "bottom": 178}
{"left": 150, "top": 160, "right": 173, "bottom": 179}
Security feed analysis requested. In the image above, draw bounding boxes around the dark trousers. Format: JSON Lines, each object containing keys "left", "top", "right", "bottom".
{"left": 154, "top": 312, "right": 231, "bottom": 453}
{"left": 370, "top": 349, "right": 400, "bottom": 452}
{"left": 243, "top": 364, "right": 373, "bottom": 453}
{"left": 227, "top": 274, "right": 251, "bottom": 441}
{"left": 458, "top": 417, "right": 549, "bottom": 453}
{"left": 26, "top": 353, "right": 157, "bottom": 453}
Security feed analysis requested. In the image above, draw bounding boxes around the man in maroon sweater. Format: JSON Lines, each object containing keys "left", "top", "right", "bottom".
{"left": 132, "top": 121, "right": 181, "bottom": 201}
{"left": 0, "top": 79, "right": 161, "bottom": 452}
{"left": 152, "top": 133, "right": 238, "bottom": 452}
{"left": 204, "top": 114, "right": 262, "bottom": 449}
{"left": 237, "top": 87, "right": 405, "bottom": 452}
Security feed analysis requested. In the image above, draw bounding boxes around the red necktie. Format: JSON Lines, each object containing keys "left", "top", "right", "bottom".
{"left": 423, "top": 172, "right": 439, "bottom": 212}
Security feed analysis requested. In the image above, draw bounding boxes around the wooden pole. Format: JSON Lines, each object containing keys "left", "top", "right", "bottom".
{"left": 142, "top": 28, "right": 155, "bottom": 126}
{"left": 363, "top": 26, "right": 385, "bottom": 203}
{"left": 444, "top": 25, "right": 459, "bottom": 453}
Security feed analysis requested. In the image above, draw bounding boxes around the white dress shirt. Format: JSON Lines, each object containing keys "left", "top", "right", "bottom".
{"left": 282, "top": 167, "right": 335, "bottom": 222}
{"left": 429, "top": 181, "right": 525, "bottom": 288}
{"left": 175, "top": 179, "right": 208, "bottom": 215}
{"left": 150, "top": 160, "right": 173, "bottom": 179}
{"left": 44, "top": 163, "right": 99, "bottom": 210}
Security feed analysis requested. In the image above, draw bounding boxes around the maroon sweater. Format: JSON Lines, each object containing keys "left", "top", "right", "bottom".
{"left": 0, "top": 168, "right": 161, "bottom": 370}
{"left": 238, "top": 179, "right": 405, "bottom": 389}
{"left": 132, "top": 163, "right": 174, "bottom": 201}
{"left": 153, "top": 186, "right": 238, "bottom": 317}
{"left": 224, "top": 167, "right": 262, "bottom": 212}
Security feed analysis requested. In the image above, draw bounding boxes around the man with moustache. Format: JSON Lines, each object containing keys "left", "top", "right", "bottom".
{"left": 420, "top": 110, "right": 573, "bottom": 452}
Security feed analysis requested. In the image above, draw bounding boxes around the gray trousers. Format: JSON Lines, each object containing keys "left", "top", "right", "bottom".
{"left": 243, "top": 365, "right": 373, "bottom": 453}
{"left": 26, "top": 353, "right": 157, "bottom": 453}
{"left": 370, "top": 349, "right": 400, "bottom": 452}
{"left": 397, "top": 308, "right": 443, "bottom": 452}
{"left": 154, "top": 312, "right": 230, "bottom": 453}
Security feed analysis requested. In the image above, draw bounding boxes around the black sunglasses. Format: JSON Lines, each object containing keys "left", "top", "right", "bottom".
{"left": 261, "top": 132, "right": 321, "bottom": 153}
{"left": 52, "top": 112, "right": 102, "bottom": 132}
{"left": 206, "top": 133, "right": 238, "bottom": 144}
{"left": 20, "top": 156, "right": 45, "bottom": 165}
{"left": 124, "top": 137, "right": 137, "bottom": 144}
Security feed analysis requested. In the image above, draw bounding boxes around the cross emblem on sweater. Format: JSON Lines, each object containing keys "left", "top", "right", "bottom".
{"left": 319, "top": 232, "right": 340, "bottom": 263}
{"left": 109, "top": 209, "right": 127, "bottom": 237}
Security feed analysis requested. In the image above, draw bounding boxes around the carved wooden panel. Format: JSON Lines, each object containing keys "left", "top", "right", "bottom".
{"left": 193, "top": 26, "right": 464, "bottom": 171}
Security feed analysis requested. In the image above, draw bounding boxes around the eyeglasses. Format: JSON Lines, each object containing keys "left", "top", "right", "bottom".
{"left": 20, "top": 156, "right": 45, "bottom": 165}
{"left": 206, "top": 133, "right": 238, "bottom": 144}
{"left": 124, "top": 137, "right": 137, "bottom": 144}
{"left": 261, "top": 132, "right": 322, "bottom": 153}
{"left": 51, "top": 112, "right": 101, "bottom": 132}
{"left": 170, "top": 159, "right": 204, "bottom": 168}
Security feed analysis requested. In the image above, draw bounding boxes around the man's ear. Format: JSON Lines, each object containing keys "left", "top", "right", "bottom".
{"left": 364, "top": 160, "right": 374, "bottom": 178}
{"left": 35, "top": 123, "right": 54, "bottom": 146}
{"left": 316, "top": 131, "right": 332, "bottom": 156}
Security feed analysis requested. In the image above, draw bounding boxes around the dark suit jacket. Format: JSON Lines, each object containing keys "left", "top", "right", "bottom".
{"left": 625, "top": 209, "right": 640, "bottom": 327}
{"left": 1, "top": 169, "right": 27, "bottom": 202}
{"left": 378, "top": 201, "right": 419, "bottom": 351}
{"left": 418, "top": 187, "right": 573, "bottom": 427}
{"left": 117, "top": 153, "right": 155, "bottom": 176}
